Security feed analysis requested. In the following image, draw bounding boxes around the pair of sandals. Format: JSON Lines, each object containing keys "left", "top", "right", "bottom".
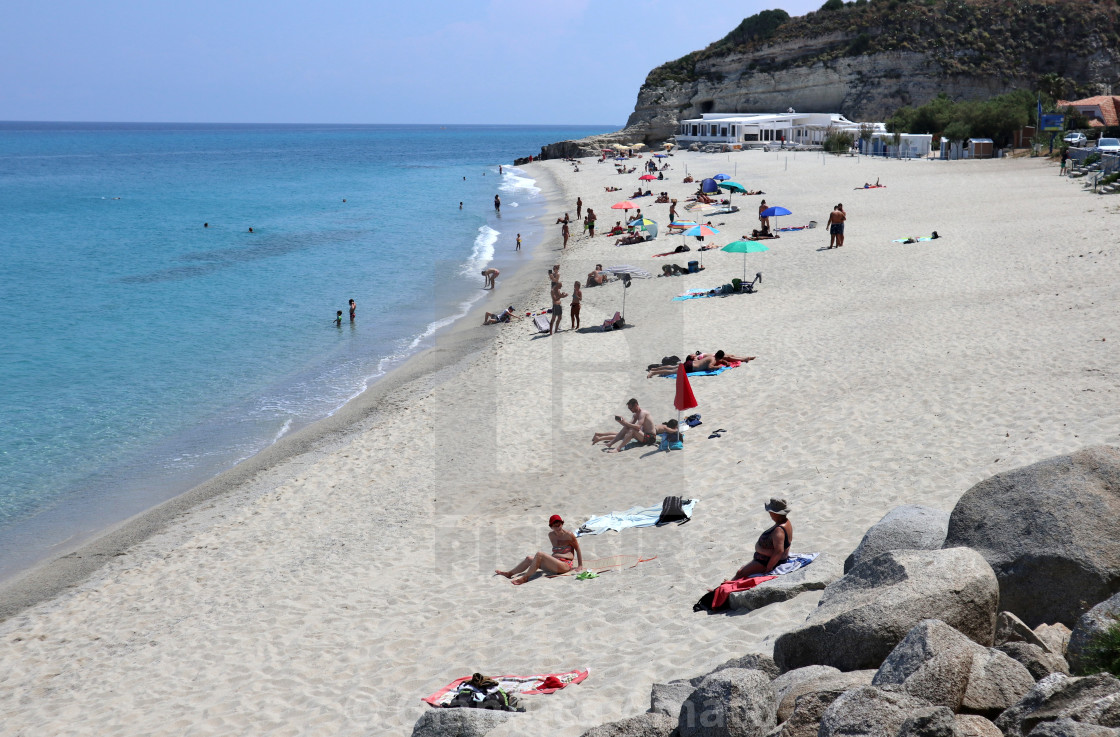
{"left": 708, "top": 428, "right": 727, "bottom": 439}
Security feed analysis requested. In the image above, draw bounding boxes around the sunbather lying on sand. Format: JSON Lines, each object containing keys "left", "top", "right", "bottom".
{"left": 605, "top": 186, "right": 621, "bottom": 192}
{"left": 615, "top": 234, "right": 645, "bottom": 245}
{"left": 496, "top": 514, "right": 582, "bottom": 585}
{"left": 730, "top": 499, "right": 792, "bottom": 578}
{"left": 590, "top": 398, "right": 655, "bottom": 452}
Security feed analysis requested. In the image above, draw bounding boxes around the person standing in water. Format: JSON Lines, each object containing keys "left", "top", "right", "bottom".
{"left": 494, "top": 195, "right": 501, "bottom": 213}
{"left": 499, "top": 165, "right": 503, "bottom": 175}
{"left": 334, "top": 310, "right": 343, "bottom": 327}
{"left": 516, "top": 233, "right": 521, "bottom": 251}
{"left": 349, "top": 299, "right": 356, "bottom": 322}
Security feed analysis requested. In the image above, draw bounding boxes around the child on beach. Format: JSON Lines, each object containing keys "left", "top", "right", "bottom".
{"left": 334, "top": 310, "right": 343, "bottom": 327}
{"left": 495, "top": 515, "right": 582, "bottom": 585}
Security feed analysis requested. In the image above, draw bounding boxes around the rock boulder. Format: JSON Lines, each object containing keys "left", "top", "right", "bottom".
{"left": 1068, "top": 592, "right": 1120, "bottom": 675}
{"left": 995, "top": 673, "right": 1120, "bottom": 737}
{"left": 580, "top": 712, "right": 678, "bottom": 737}
{"left": 845, "top": 506, "right": 951, "bottom": 573}
{"left": 773, "top": 668, "right": 875, "bottom": 721}
{"left": 997, "top": 641, "right": 1071, "bottom": 680}
{"left": 774, "top": 548, "right": 999, "bottom": 672}
{"left": 943, "top": 446, "right": 1120, "bottom": 628}
{"left": 818, "top": 686, "right": 933, "bottom": 737}
{"left": 954, "top": 714, "right": 1004, "bottom": 737}
{"left": 897, "top": 707, "right": 958, "bottom": 737}
{"left": 1028, "top": 718, "right": 1120, "bottom": 737}
{"left": 410, "top": 708, "right": 512, "bottom": 737}
{"left": 651, "top": 680, "right": 697, "bottom": 717}
{"left": 679, "top": 668, "right": 776, "bottom": 737}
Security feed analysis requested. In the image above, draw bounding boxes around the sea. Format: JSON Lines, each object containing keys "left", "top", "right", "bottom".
{"left": 0, "top": 122, "right": 615, "bottom": 581}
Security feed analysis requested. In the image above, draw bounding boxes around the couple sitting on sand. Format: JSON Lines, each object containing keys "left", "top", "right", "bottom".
{"left": 589, "top": 398, "right": 679, "bottom": 453}
{"left": 646, "top": 350, "right": 754, "bottom": 378}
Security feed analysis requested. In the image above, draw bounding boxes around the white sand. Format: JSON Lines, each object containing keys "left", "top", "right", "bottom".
{"left": 2, "top": 150, "right": 1119, "bottom": 737}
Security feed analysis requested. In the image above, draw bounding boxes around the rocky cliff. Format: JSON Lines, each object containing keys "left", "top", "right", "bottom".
{"left": 538, "top": 0, "right": 1120, "bottom": 158}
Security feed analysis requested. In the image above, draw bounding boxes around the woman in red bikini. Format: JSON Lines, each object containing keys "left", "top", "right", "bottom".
{"left": 496, "top": 515, "right": 583, "bottom": 585}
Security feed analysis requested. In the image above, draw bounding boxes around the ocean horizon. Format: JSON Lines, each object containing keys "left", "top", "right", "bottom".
{"left": 0, "top": 121, "right": 616, "bottom": 581}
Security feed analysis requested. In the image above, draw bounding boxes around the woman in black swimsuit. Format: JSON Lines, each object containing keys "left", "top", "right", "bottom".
{"left": 496, "top": 514, "right": 583, "bottom": 585}
{"left": 732, "top": 498, "right": 792, "bottom": 579}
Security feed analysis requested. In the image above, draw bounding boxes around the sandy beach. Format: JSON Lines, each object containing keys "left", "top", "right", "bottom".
{"left": 2, "top": 149, "right": 1119, "bottom": 736}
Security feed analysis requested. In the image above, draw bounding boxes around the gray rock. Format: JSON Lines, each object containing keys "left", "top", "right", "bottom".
{"left": 1068, "top": 593, "right": 1120, "bottom": 675}
{"left": 678, "top": 668, "right": 777, "bottom": 737}
{"left": 580, "top": 712, "right": 678, "bottom": 737}
{"left": 410, "top": 708, "right": 512, "bottom": 737}
{"left": 652, "top": 681, "right": 697, "bottom": 717}
{"left": 1035, "top": 624, "right": 1074, "bottom": 657}
{"left": 999, "top": 611, "right": 1051, "bottom": 650}
{"left": 707, "top": 654, "right": 781, "bottom": 681}
{"left": 1029, "top": 718, "right": 1120, "bottom": 737}
{"left": 872, "top": 619, "right": 982, "bottom": 710}
{"left": 897, "top": 707, "right": 958, "bottom": 737}
{"left": 773, "top": 669, "right": 875, "bottom": 722}
{"left": 776, "top": 690, "right": 848, "bottom": 737}
{"left": 774, "top": 548, "right": 999, "bottom": 672}
{"left": 995, "top": 673, "right": 1120, "bottom": 737}
{"left": 729, "top": 554, "right": 843, "bottom": 612}
{"left": 998, "top": 642, "right": 1072, "bottom": 680}
{"left": 943, "top": 446, "right": 1120, "bottom": 628}
{"left": 954, "top": 714, "right": 1003, "bottom": 737}
{"left": 845, "top": 506, "right": 951, "bottom": 573}
{"left": 770, "top": 665, "right": 841, "bottom": 707}
{"left": 818, "top": 686, "right": 933, "bottom": 737}
{"left": 960, "top": 646, "right": 1037, "bottom": 718}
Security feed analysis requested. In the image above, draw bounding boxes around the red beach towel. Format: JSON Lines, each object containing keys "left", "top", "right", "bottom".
{"left": 710, "top": 575, "right": 778, "bottom": 610}
{"left": 422, "top": 669, "right": 590, "bottom": 706}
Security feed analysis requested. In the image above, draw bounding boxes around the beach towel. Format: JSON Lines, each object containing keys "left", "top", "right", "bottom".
{"left": 854, "top": 185, "right": 886, "bottom": 189}
{"left": 658, "top": 361, "right": 741, "bottom": 377}
{"left": 695, "top": 552, "right": 821, "bottom": 612}
{"left": 673, "top": 287, "right": 731, "bottom": 301}
{"left": 548, "top": 555, "right": 659, "bottom": 576}
{"left": 423, "top": 669, "right": 590, "bottom": 707}
{"left": 891, "top": 236, "right": 936, "bottom": 243}
{"left": 775, "top": 225, "right": 809, "bottom": 232}
{"left": 605, "top": 265, "right": 652, "bottom": 279}
{"left": 577, "top": 500, "right": 699, "bottom": 536}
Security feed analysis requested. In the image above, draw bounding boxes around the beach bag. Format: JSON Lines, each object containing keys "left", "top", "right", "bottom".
{"left": 687, "top": 260, "right": 699, "bottom": 273}
{"left": 720, "top": 283, "right": 734, "bottom": 295}
{"left": 658, "top": 495, "right": 690, "bottom": 523}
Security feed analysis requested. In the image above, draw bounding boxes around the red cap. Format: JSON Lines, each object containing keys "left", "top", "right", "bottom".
{"left": 549, "top": 514, "right": 564, "bottom": 526}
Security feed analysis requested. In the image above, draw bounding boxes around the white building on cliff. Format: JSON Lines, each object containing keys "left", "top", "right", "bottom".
{"left": 675, "top": 112, "right": 881, "bottom": 147}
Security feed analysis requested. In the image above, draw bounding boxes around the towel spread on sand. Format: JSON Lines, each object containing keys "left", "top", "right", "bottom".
{"left": 658, "top": 360, "right": 741, "bottom": 377}
{"left": 605, "top": 265, "right": 652, "bottom": 279}
{"left": 548, "top": 555, "right": 659, "bottom": 577}
{"left": 775, "top": 225, "right": 809, "bottom": 232}
{"left": 673, "top": 288, "right": 725, "bottom": 301}
{"left": 699, "top": 552, "right": 821, "bottom": 612}
{"left": 891, "top": 236, "right": 936, "bottom": 243}
{"left": 577, "top": 500, "right": 699, "bottom": 536}
{"left": 422, "top": 669, "right": 590, "bottom": 706}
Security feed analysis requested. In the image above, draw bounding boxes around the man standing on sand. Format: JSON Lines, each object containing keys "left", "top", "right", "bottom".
{"left": 758, "top": 200, "right": 770, "bottom": 232}
{"left": 549, "top": 279, "right": 567, "bottom": 334}
{"left": 576, "top": 196, "right": 583, "bottom": 220}
{"left": 826, "top": 204, "right": 846, "bottom": 249}
{"left": 590, "top": 398, "right": 655, "bottom": 452}
{"left": 586, "top": 209, "right": 596, "bottom": 237}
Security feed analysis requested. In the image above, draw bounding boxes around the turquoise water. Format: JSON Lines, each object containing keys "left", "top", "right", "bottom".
{"left": 0, "top": 122, "right": 613, "bottom": 577}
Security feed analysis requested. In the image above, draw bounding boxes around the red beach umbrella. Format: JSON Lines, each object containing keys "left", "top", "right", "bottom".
{"left": 638, "top": 174, "right": 657, "bottom": 181}
{"left": 611, "top": 200, "right": 638, "bottom": 211}
{"left": 675, "top": 363, "right": 698, "bottom": 412}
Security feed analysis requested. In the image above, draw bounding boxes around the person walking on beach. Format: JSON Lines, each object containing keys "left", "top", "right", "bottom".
{"left": 1060, "top": 148, "right": 1070, "bottom": 175}
{"left": 576, "top": 197, "right": 583, "bottom": 220}
{"left": 586, "top": 208, "right": 596, "bottom": 237}
{"left": 494, "top": 194, "right": 501, "bottom": 213}
{"left": 826, "top": 204, "right": 846, "bottom": 249}
{"left": 516, "top": 233, "right": 521, "bottom": 251}
{"left": 562, "top": 221, "right": 570, "bottom": 249}
{"left": 570, "top": 281, "right": 582, "bottom": 330}
{"left": 549, "top": 280, "right": 567, "bottom": 335}
{"left": 669, "top": 200, "right": 678, "bottom": 223}
{"left": 349, "top": 299, "right": 356, "bottom": 322}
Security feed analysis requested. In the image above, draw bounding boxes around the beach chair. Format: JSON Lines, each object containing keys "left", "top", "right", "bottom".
{"left": 735, "top": 272, "right": 763, "bottom": 294}
{"left": 601, "top": 311, "right": 623, "bottom": 331}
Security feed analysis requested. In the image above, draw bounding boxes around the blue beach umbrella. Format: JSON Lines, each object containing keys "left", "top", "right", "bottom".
{"left": 654, "top": 153, "right": 668, "bottom": 158}
{"left": 760, "top": 205, "right": 792, "bottom": 231}
{"left": 700, "top": 178, "right": 720, "bottom": 194}
{"left": 712, "top": 173, "right": 731, "bottom": 180}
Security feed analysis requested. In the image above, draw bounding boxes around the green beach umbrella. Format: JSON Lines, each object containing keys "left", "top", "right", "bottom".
{"left": 722, "top": 240, "right": 769, "bottom": 282}
{"left": 717, "top": 181, "right": 747, "bottom": 193}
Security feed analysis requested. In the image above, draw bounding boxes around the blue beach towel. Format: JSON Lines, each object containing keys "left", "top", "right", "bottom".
{"left": 673, "top": 288, "right": 727, "bottom": 302}
{"left": 659, "top": 366, "right": 732, "bottom": 377}
{"left": 891, "top": 236, "right": 935, "bottom": 243}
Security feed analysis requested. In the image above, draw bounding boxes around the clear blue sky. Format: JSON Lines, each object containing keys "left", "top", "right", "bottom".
{"left": 1, "top": 0, "right": 822, "bottom": 125}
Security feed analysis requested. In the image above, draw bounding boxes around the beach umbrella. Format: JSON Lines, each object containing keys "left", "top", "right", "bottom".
{"left": 722, "top": 239, "right": 769, "bottom": 282}
{"left": 639, "top": 174, "right": 657, "bottom": 181}
{"left": 611, "top": 200, "right": 639, "bottom": 211}
{"left": 654, "top": 153, "right": 668, "bottom": 158}
{"left": 718, "top": 181, "right": 747, "bottom": 193}
{"left": 760, "top": 205, "right": 793, "bottom": 232}
{"left": 628, "top": 217, "right": 657, "bottom": 238}
{"left": 614, "top": 156, "right": 627, "bottom": 161}
{"left": 673, "top": 360, "right": 698, "bottom": 434}
{"left": 713, "top": 173, "right": 731, "bottom": 180}
{"left": 669, "top": 220, "right": 697, "bottom": 228}
{"left": 700, "top": 178, "right": 720, "bottom": 194}
{"left": 683, "top": 224, "right": 719, "bottom": 238}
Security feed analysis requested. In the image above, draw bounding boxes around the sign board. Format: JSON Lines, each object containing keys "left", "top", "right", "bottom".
{"left": 1040, "top": 114, "right": 1065, "bottom": 132}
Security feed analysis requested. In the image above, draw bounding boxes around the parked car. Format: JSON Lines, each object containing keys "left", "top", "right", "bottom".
{"left": 1095, "top": 137, "right": 1120, "bottom": 154}
{"left": 1063, "top": 131, "right": 1087, "bottom": 147}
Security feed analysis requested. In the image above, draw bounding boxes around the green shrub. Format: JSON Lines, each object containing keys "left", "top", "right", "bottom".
{"left": 821, "top": 0, "right": 845, "bottom": 10}
{"left": 1082, "top": 617, "right": 1120, "bottom": 677}
{"left": 823, "top": 130, "right": 857, "bottom": 152}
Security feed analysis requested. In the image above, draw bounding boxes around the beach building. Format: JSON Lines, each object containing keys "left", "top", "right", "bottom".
{"left": 674, "top": 112, "right": 881, "bottom": 148}
{"left": 859, "top": 132, "right": 934, "bottom": 158}
{"left": 1056, "top": 95, "right": 1120, "bottom": 129}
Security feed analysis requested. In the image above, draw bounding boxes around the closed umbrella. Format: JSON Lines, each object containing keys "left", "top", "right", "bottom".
{"left": 721, "top": 239, "right": 769, "bottom": 282}
{"left": 674, "top": 360, "right": 698, "bottom": 438}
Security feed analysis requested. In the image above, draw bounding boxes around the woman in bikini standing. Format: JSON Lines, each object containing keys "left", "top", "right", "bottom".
{"left": 570, "top": 281, "right": 582, "bottom": 330}
{"left": 496, "top": 515, "right": 583, "bottom": 585}
{"left": 732, "top": 498, "right": 792, "bottom": 579}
